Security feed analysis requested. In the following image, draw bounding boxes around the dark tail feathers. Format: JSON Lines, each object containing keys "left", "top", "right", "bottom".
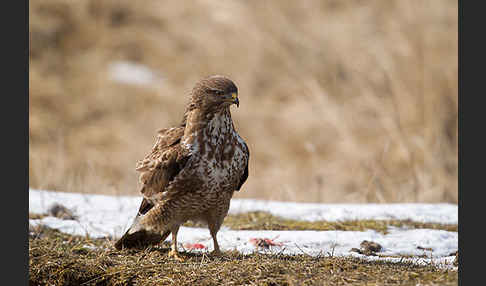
{"left": 114, "top": 229, "right": 170, "bottom": 250}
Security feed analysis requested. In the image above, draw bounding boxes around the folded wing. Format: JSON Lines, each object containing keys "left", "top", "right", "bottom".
{"left": 114, "top": 126, "right": 189, "bottom": 249}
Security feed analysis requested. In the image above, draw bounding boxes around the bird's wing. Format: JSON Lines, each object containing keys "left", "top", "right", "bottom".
{"left": 114, "top": 126, "right": 188, "bottom": 250}
{"left": 135, "top": 126, "right": 189, "bottom": 208}
{"left": 135, "top": 127, "right": 185, "bottom": 173}
{"left": 236, "top": 141, "right": 250, "bottom": 191}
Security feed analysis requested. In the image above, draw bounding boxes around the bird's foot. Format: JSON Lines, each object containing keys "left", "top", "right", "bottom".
{"left": 168, "top": 249, "right": 185, "bottom": 262}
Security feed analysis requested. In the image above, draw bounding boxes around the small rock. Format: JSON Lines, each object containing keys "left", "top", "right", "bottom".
{"left": 48, "top": 203, "right": 77, "bottom": 220}
{"left": 360, "top": 240, "right": 382, "bottom": 252}
{"left": 350, "top": 240, "right": 383, "bottom": 256}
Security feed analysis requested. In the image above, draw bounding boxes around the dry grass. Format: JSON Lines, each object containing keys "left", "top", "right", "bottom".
{"left": 29, "top": 227, "right": 457, "bottom": 286}
{"left": 185, "top": 211, "right": 458, "bottom": 234}
{"left": 29, "top": 0, "right": 458, "bottom": 203}
{"left": 29, "top": 209, "right": 458, "bottom": 235}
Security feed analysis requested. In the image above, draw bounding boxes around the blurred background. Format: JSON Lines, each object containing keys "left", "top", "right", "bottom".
{"left": 29, "top": 0, "right": 458, "bottom": 203}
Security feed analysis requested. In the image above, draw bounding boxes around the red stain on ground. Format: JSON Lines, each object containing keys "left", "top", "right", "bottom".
{"left": 249, "top": 236, "right": 284, "bottom": 249}
{"left": 183, "top": 243, "right": 206, "bottom": 250}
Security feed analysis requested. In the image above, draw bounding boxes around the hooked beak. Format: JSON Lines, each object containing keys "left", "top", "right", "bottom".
{"left": 232, "top": 92, "right": 239, "bottom": 108}
{"left": 224, "top": 92, "right": 239, "bottom": 107}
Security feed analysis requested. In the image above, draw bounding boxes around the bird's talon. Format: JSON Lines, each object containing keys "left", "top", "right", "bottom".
{"left": 168, "top": 250, "right": 185, "bottom": 262}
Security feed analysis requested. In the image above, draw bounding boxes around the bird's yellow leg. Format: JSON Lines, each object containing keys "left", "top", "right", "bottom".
{"left": 209, "top": 227, "right": 223, "bottom": 256}
{"left": 168, "top": 249, "right": 184, "bottom": 261}
{"left": 168, "top": 227, "right": 184, "bottom": 262}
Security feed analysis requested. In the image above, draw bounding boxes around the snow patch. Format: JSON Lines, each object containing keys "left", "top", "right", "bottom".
{"left": 108, "top": 60, "right": 163, "bottom": 87}
{"left": 229, "top": 199, "right": 457, "bottom": 224}
{"left": 29, "top": 189, "right": 458, "bottom": 269}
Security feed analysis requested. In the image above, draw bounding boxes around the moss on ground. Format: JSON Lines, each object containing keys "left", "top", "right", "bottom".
{"left": 29, "top": 227, "right": 457, "bottom": 286}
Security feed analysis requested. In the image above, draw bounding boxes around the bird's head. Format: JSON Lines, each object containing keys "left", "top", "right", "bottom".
{"left": 189, "top": 75, "right": 239, "bottom": 111}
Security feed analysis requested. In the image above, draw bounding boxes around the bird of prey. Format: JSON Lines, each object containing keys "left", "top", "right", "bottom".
{"left": 114, "top": 75, "right": 249, "bottom": 260}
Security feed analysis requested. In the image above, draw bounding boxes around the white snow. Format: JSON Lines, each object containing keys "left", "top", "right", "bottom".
{"left": 171, "top": 227, "right": 457, "bottom": 258}
{"left": 108, "top": 60, "right": 163, "bottom": 87}
{"left": 30, "top": 189, "right": 140, "bottom": 239}
{"left": 29, "top": 189, "right": 458, "bottom": 269}
{"left": 230, "top": 199, "right": 457, "bottom": 224}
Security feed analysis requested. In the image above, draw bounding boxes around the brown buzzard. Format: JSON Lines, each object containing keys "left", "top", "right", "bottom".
{"left": 114, "top": 75, "right": 249, "bottom": 260}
